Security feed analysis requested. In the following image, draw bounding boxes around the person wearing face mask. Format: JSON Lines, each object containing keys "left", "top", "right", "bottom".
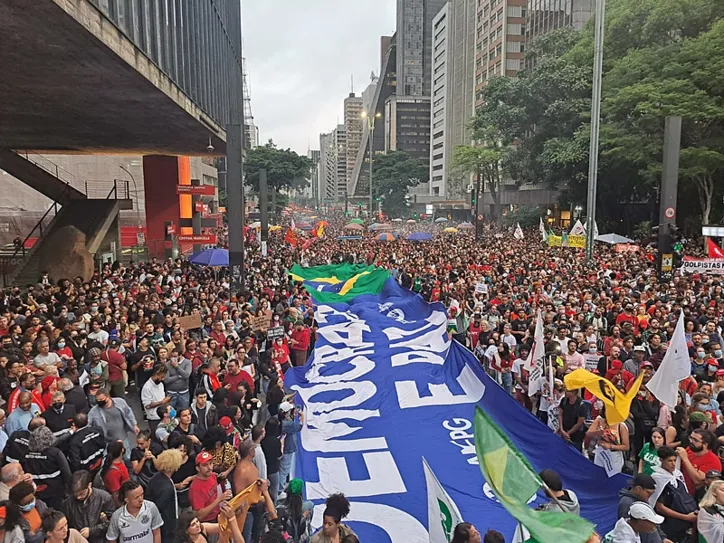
{"left": 40, "top": 391, "right": 75, "bottom": 441}
{"left": 87, "top": 388, "right": 139, "bottom": 455}
{"left": 53, "top": 338, "right": 73, "bottom": 362}
{"left": 9, "top": 480, "right": 49, "bottom": 543}
{"left": 62, "top": 470, "right": 115, "bottom": 543}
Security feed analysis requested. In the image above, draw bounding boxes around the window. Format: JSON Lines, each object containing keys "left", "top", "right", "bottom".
{"left": 507, "top": 23, "right": 522, "bottom": 35}
{"left": 507, "top": 41, "right": 521, "bottom": 53}
{"left": 496, "top": 44, "right": 502, "bottom": 57}
{"left": 507, "top": 5, "right": 522, "bottom": 17}
{"left": 433, "top": 153, "right": 444, "bottom": 161}
{"left": 506, "top": 58, "right": 521, "bottom": 71}
{"left": 433, "top": 142, "right": 444, "bottom": 150}
{"left": 433, "top": 164, "right": 444, "bottom": 171}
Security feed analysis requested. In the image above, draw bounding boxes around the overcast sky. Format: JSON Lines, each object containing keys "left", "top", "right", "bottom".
{"left": 242, "top": 0, "right": 396, "bottom": 155}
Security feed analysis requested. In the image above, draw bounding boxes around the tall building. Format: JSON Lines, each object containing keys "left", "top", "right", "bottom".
{"left": 385, "top": 96, "right": 432, "bottom": 165}
{"left": 319, "top": 131, "right": 337, "bottom": 202}
{"left": 343, "top": 93, "right": 364, "bottom": 195}
{"left": 397, "top": 0, "right": 449, "bottom": 96}
{"left": 361, "top": 75, "right": 379, "bottom": 113}
{"left": 526, "top": 0, "right": 594, "bottom": 67}
{"left": 429, "top": 0, "right": 477, "bottom": 198}
{"left": 334, "top": 125, "right": 347, "bottom": 200}
{"left": 474, "top": 0, "right": 527, "bottom": 106}
{"left": 307, "top": 149, "right": 321, "bottom": 204}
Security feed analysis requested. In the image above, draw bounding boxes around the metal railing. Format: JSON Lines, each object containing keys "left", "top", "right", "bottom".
{"left": 15, "top": 151, "right": 87, "bottom": 195}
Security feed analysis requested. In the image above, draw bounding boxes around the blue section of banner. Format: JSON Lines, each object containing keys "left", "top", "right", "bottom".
{"left": 284, "top": 279, "right": 626, "bottom": 542}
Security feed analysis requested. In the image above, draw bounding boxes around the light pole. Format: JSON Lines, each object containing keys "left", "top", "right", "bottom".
{"left": 119, "top": 165, "right": 142, "bottom": 228}
{"left": 585, "top": 0, "right": 606, "bottom": 261}
{"left": 361, "top": 111, "right": 382, "bottom": 217}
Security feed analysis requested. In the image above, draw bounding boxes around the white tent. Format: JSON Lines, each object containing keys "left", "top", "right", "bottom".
{"left": 595, "top": 233, "right": 635, "bottom": 245}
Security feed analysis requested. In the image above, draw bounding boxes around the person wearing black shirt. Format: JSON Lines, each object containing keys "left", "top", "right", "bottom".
{"left": 261, "top": 417, "right": 283, "bottom": 506}
{"left": 558, "top": 389, "right": 587, "bottom": 452}
{"left": 266, "top": 375, "right": 286, "bottom": 418}
{"left": 168, "top": 434, "right": 197, "bottom": 509}
{"left": 130, "top": 430, "right": 163, "bottom": 488}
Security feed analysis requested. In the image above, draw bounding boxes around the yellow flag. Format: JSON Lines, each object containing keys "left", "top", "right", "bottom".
{"left": 564, "top": 369, "right": 645, "bottom": 425}
{"left": 217, "top": 481, "right": 264, "bottom": 536}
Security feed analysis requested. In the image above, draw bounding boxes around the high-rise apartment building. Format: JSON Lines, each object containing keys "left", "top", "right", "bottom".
{"left": 397, "top": 0, "right": 449, "bottom": 96}
{"left": 474, "top": 0, "right": 527, "bottom": 106}
{"left": 429, "top": 0, "right": 477, "bottom": 198}
{"left": 526, "top": 0, "right": 594, "bottom": 67}
{"left": 335, "top": 125, "right": 347, "bottom": 200}
{"left": 307, "top": 149, "right": 321, "bottom": 204}
{"left": 319, "top": 131, "right": 338, "bottom": 202}
{"left": 343, "top": 93, "right": 364, "bottom": 195}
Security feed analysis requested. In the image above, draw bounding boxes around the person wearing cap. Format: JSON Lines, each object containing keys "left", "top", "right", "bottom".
{"left": 218, "top": 416, "right": 242, "bottom": 450}
{"left": 189, "top": 450, "right": 232, "bottom": 523}
{"left": 694, "top": 470, "right": 724, "bottom": 503}
{"left": 101, "top": 338, "right": 127, "bottom": 398}
{"left": 617, "top": 474, "right": 669, "bottom": 543}
{"left": 278, "top": 401, "right": 304, "bottom": 496}
{"left": 624, "top": 346, "right": 648, "bottom": 377}
{"left": 538, "top": 469, "right": 580, "bottom": 515}
{"left": 605, "top": 502, "right": 664, "bottom": 543}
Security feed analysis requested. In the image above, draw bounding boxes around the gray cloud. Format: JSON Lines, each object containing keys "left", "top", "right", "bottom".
{"left": 242, "top": 0, "right": 395, "bottom": 154}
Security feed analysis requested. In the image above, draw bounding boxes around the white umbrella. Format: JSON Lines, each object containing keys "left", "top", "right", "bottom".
{"left": 392, "top": 218, "right": 403, "bottom": 222}
{"left": 595, "top": 233, "right": 635, "bottom": 245}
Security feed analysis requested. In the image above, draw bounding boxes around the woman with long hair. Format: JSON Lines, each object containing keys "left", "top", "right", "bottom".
{"left": 261, "top": 417, "right": 282, "bottom": 506}
{"left": 100, "top": 440, "right": 129, "bottom": 506}
{"left": 176, "top": 504, "right": 243, "bottom": 543}
{"left": 450, "top": 522, "right": 482, "bottom": 543}
{"left": 698, "top": 479, "right": 724, "bottom": 543}
{"left": 41, "top": 509, "right": 86, "bottom": 543}
{"left": 0, "top": 500, "right": 25, "bottom": 543}
{"left": 281, "top": 479, "right": 314, "bottom": 542}
{"left": 310, "top": 493, "right": 356, "bottom": 543}
{"left": 638, "top": 427, "right": 665, "bottom": 475}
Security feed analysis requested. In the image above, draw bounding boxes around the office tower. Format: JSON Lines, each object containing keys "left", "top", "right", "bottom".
{"left": 344, "top": 93, "right": 364, "bottom": 195}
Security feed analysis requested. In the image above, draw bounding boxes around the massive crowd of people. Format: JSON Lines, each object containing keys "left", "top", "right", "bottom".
{"left": 0, "top": 211, "right": 721, "bottom": 543}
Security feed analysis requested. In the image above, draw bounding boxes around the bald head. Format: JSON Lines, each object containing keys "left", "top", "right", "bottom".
{"left": 58, "top": 378, "right": 74, "bottom": 393}
{"left": 18, "top": 392, "right": 32, "bottom": 411}
{"left": 1, "top": 463, "right": 24, "bottom": 487}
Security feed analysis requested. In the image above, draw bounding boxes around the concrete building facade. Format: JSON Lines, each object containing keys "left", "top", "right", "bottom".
{"left": 335, "top": 125, "right": 347, "bottom": 200}
{"left": 319, "top": 131, "right": 338, "bottom": 202}
{"left": 527, "top": 0, "right": 595, "bottom": 47}
{"left": 429, "top": 0, "right": 477, "bottom": 198}
{"left": 343, "top": 93, "right": 364, "bottom": 196}
{"left": 474, "top": 0, "right": 527, "bottom": 106}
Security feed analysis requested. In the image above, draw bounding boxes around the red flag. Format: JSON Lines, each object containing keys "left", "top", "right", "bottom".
{"left": 301, "top": 237, "right": 316, "bottom": 251}
{"left": 707, "top": 238, "right": 724, "bottom": 258}
{"left": 284, "top": 228, "right": 297, "bottom": 247}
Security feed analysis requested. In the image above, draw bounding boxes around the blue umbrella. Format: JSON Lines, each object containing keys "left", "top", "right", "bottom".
{"left": 435, "top": 217, "right": 449, "bottom": 223}
{"left": 189, "top": 248, "right": 229, "bottom": 266}
{"left": 407, "top": 232, "right": 432, "bottom": 241}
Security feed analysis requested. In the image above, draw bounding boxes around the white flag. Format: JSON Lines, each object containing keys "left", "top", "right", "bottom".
{"left": 570, "top": 219, "right": 586, "bottom": 236}
{"left": 593, "top": 220, "right": 600, "bottom": 239}
{"left": 514, "top": 223, "right": 524, "bottom": 240}
{"left": 524, "top": 311, "right": 546, "bottom": 395}
{"left": 539, "top": 217, "right": 547, "bottom": 240}
{"left": 646, "top": 313, "right": 691, "bottom": 408}
{"left": 423, "top": 457, "right": 463, "bottom": 543}
{"left": 291, "top": 217, "right": 296, "bottom": 230}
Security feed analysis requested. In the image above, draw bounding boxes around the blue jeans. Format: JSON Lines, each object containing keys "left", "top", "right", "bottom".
{"left": 501, "top": 371, "right": 513, "bottom": 394}
{"left": 278, "top": 452, "right": 294, "bottom": 494}
{"left": 268, "top": 472, "right": 279, "bottom": 506}
{"left": 168, "top": 390, "right": 189, "bottom": 411}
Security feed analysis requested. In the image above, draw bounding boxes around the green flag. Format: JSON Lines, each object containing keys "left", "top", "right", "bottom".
{"left": 473, "top": 406, "right": 594, "bottom": 543}
{"left": 288, "top": 263, "right": 390, "bottom": 303}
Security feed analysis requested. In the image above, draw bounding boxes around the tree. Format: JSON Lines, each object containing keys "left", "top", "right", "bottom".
{"left": 371, "top": 151, "right": 428, "bottom": 217}
{"left": 244, "top": 140, "right": 313, "bottom": 195}
{"left": 452, "top": 142, "right": 505, "bottom": 223}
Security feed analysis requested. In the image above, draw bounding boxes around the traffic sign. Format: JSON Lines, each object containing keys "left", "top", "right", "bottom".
{"left": 664, "top": 207, "right": 675, "bottom": 219}
{"left": 477, "top": 215, "right": 483, "bottom": 221}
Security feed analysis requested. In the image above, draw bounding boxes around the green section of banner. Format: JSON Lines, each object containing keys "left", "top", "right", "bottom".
{"left": 289, "top": 263, "right": 390, "bottom": 303}
{"left": 474, "top": 406, "right": 595, "bottom": 543}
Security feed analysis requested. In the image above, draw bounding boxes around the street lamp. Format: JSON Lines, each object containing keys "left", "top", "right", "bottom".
{"left": 361, "top": 110, "right": 382, "bottom": 216}
{"left": 119, "top": 165, "right": 142, "bottom": 228}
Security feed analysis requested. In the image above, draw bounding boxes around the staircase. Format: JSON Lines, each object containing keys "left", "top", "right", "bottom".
{"left": 0, "top": 149, "right": 86, "bottom": 203}
{"left": 10, "top": 199, "right": 125, "bottom": 286}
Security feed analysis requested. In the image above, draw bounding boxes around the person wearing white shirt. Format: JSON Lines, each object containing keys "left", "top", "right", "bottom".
{"left": 502, "top": 323, "right": 517, "bottom": 350}
{"left": 604, "top": 502, "right": 664, "bottom": 543}
{"left": 141, "top": 364, "right": 171, "bottom": 434}
{"left": 87, "top": 320, "right": 109, "bottom": 346}
{"left": 33, "top": 340, "right": 62, "bottom": 371}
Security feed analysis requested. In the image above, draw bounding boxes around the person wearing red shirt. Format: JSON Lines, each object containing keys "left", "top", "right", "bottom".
{"left": 102, "top": 339, "right": 128, "bottom": 398}
{"left": 616, "top": 303, "right": 636, "bottom": 327}
{"left": 468, "top": 315, "right": 484, "bottom": 350}
{"left": 209, "top": 321, "right": 226, "bottom": 345}
{"left": 189, "top": 451, "right": 232, "bottom": 522}
{"left": 223, "top": 358, "right": 255, "bottom": 392}
{"left": 102, "top": 440, "right": 130, "bottom": 504}
{"left": 290, "top": 321, "right": 310, "bottom": 367}
{"left": 7, "top": 372, "right": 43, "bottom": 414}
{"left": 678, "top": 428, "right": 722, "bottom": 496}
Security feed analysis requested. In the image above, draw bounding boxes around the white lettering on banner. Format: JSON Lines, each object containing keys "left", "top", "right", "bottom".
{"left": 444, "top": 418, "right": 479, "bottom": 465}
{"left": 396, "top": 365, "right": 486, "bottom": 408}
{"left": 307, "top": 350, "right": 375, "bottom": 383}
{"left": 317, "top": 321, "right": 372, "bottom": 345}
{"left": 391, "top": 349, "right": 445, "bottom": 367}
{"left": 307, "top": 451, "right": 406, "bottom": 500}
{"left": 382, "top": 310, "right": 447, "bottom": 340}
{"left": 311, "top": 502, "right": 429, "bottom": 541}
{"left": 297, "top": 381, "right": 378, "bottom": 413}
{"left": 389, "top": 325, "right": 450, "bottom": 353}
{"left": 302, "top": 409, "right": 388, "bottom": 452}
{"left": 680, "top": 258, "right": 724, "bottom": 274}
{"left": 315, "top": 304, "right": 359, "bottom": 324}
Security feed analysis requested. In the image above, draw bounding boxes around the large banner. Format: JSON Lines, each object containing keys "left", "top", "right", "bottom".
{"left": 680, "top": 256, "right": 724, "bottom": 274}
{"left": 284, "top": 279, "right": 626, "bottom": 542}
{"left": 547, "top": 234, "right": 586, "bottom": 248}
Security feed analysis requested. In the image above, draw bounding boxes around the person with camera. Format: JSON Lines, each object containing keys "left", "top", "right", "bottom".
{"left": 278, "top": 401, "right": 304, "bottom": 497}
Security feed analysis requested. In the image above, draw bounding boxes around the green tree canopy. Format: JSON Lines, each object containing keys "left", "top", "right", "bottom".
{"left": 244, "top": 140, "right": 313, "bottom": 195}
{"left": 371, "top": 151, "right": 428, "bottom": 217}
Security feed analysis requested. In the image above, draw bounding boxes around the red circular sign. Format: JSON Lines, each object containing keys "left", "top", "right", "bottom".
{"left": 477, "top": 214, "right": 483, "bottom": 221}
{"left": 665, "top": 207, "right": 675, "bottom": 219}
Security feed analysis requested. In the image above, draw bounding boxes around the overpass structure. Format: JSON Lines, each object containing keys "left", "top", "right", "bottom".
{"left": 0, "top": 0, "right": 246, "bottom": 286}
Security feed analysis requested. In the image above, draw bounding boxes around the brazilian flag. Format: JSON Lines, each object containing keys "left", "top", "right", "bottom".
{"left": 289, "top": 263, "right": 390, "bottom": 304}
